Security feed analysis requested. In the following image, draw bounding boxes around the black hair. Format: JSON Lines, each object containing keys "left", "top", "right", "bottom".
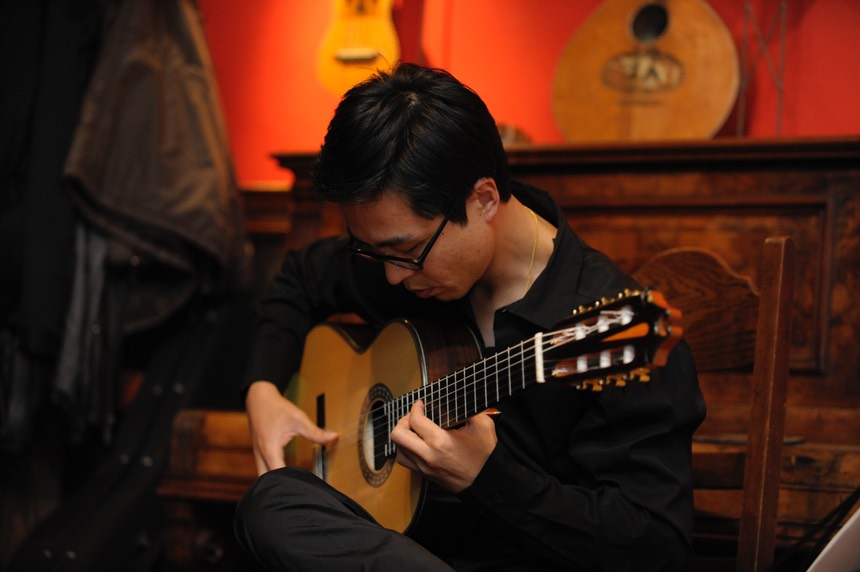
{"left": 313, "top": 63, "right": 510, "bottom": 223}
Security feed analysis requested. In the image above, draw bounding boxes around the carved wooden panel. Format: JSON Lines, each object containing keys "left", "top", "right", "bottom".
{"left": 556, "top": 199, "right": 827, "bottom": 372}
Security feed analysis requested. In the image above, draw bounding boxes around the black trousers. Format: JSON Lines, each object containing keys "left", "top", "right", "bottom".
{"left": 234, "top": 467, "right": 456, "bottom": 571}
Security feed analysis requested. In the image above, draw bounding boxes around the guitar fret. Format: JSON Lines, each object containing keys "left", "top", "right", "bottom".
{"left": 465, "top": 362, "right": 488, "bottom": 416}
{"left": 481, "top": 355, "right": 487, "bottom": 410}
{"left": 492, "top": 353, "right": 501, "bottom": 407}
{"left": 491, "top": 351, "right": 501, "bottom": 407}
{"left": 471, "top": 360, "right": 479, "bottom": 413}
{"left": 427, "top": 382, "right": 436, "bottom": 425}
{"left": 503, "top": 348, "right": 514, "bottom": 395}
{"left": 446, "top": 380, "right": 452, "bottom": 425}
{"left": 454, "top": 369, "right": 461, "bottom": 425}
{"left": 454, "top": 373, "right": 460, "bottom": 424}
{"left": 484, "top": 359, "right": 499, "bottom": 402}
{"left": 520, "top": 341, "right": 527, "bottom": 389}
{"left": 493, "top": 350, "right": 504, "bottom": 402}
{"left": 414, "top": 388, "right": 421, "bottom": 416}
{"left": 455, "top": 363, "right": 464, "bottom": 421}
{"left": 443, "top": 376, "right": 450, "bottom": 427}
{"left": 458, "top": 367, "right": 464, "bottom": 423}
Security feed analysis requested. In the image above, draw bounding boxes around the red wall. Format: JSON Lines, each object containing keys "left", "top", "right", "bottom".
{"left": 197, "top": 0, "right": 860, "bottom": 186}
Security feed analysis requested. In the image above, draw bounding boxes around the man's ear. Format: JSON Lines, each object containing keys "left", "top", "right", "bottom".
{"left": 473, "top": 178, "right": 500, "bottom": 222}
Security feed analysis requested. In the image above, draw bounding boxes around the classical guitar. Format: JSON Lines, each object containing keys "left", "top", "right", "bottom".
{"left": 552, "top": 0, "right": 739, "bottom": 141}
{"left": 284, "top": 289, "right": 681, "bottom": 532}
{"left": 317, "top": 0, "right": 400, "bottom": 95}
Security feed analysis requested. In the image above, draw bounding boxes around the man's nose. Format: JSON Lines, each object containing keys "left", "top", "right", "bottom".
{"left": 383, "top": 263, "right": 416, "bottom": 285}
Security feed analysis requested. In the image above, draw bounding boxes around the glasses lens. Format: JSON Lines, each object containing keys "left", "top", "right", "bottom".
{"left": 348, "top": 244, "right": 422, "bottom": 270}
{"left": 352, "top": 251, "right": 377, "bottom": 262}
{"left": 346, "top": 206, "right": 451, "bottom": 271}
{"left": 387, "top": 259, "right": 421, "bottom": 270}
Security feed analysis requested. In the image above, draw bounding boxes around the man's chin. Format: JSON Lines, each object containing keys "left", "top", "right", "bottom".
{"left": 407, "top": 285, "right": 464, "bottom": 302}
{"left": 431, "top": 289, "right": 463, "bottom": 302}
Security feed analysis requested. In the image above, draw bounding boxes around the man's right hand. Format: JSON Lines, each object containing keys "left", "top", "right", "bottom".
{"left": 245, "top": 380, "right": 338, "bottom": 476}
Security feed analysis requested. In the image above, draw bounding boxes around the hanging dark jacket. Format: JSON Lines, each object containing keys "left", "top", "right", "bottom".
{"left": 54, "top": 0, "right": 246, "bottom": 438}
{"left": 63, "top": 0, "right": 246, "bottom": 336}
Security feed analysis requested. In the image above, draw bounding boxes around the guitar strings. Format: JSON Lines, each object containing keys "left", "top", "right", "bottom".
{"left": 325, "top": 316, "right": 626, "bottom": 455}
{"left": 383, "top": 314, "right": 631, "bottom": 436}
{"left": 325, "top": 336, "right": 537, "bottom": 445}
{"left": 312, "top": 334, "right": 536, "bottom": 447}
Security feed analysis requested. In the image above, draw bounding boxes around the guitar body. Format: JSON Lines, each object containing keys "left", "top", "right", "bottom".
{"left": 285, "top": 319, "right": 481, "bottom": 532}
{"left": 317, "top": 0, "right": 400, "bottom": 95}
{"left": 552, "top": 0, "right": 739, "bottom": 141}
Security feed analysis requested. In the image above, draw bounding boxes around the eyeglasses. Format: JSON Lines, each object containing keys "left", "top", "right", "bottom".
{"left": 346, "top": 208, "right": 453, "bottom": 270}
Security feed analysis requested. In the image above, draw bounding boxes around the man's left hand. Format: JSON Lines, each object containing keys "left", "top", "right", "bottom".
{"left": 390, "top": 400, "right": 497, "bottom": 493}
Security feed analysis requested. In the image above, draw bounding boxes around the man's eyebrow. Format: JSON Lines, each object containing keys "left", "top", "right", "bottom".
{"left": 347, "top": 228, "right": 416, "bottom": 250}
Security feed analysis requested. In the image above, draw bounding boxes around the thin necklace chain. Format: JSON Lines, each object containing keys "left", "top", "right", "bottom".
{"left": 525, "top": 208, "right": 538, "bottom": 293}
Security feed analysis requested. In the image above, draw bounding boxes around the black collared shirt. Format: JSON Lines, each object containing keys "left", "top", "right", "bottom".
{"left": 245, "top": 181, "right": 706, "bottom": 571}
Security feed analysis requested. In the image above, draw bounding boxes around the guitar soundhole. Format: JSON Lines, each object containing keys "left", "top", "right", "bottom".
{"left": 632, "top": 4, "right": 669, "bottom": 44}
{"left": 358, "top": 383, "right": 395, "bottom": 487}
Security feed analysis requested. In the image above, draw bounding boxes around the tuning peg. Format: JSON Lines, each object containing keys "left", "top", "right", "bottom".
{"left": 630, "top": 368, "right": 652, "bottom": 383}
{"left": 574, "top": 380, "right": 603, "bottom": 392}
{"left": 606, "top": 373, "right": 628, "bottom": 388}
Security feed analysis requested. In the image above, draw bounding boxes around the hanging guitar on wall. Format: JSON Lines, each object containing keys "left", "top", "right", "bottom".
{"left": 317, "top": 0, "right": 401, "bottom": 95}
{"left": 552, "top": 0, "right": 739, "bottom": 142}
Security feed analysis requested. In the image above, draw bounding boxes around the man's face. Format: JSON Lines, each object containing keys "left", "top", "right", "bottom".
{"left": 342, "top": 191, "right": 493, "bottom": 301}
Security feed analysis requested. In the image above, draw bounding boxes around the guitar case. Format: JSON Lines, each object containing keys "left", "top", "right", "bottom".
{"left": 6, "top": 294, "right": 253, "bottom": 572}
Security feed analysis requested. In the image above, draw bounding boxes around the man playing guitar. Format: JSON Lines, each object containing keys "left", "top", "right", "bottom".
{"left": 235, "top": 63, "right": 705, "bottom": 571}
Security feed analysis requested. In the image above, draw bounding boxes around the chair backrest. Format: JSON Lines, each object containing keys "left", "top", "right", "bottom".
{"left": 634, "top": 237, "right": 796, "bottom": 572}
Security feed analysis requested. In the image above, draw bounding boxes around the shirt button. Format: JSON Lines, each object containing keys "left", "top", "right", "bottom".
{"left": 493, "top": 492, "right": 504, "bottom": 504}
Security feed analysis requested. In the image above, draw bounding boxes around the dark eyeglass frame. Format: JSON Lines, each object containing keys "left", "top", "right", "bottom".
{"left": 346, "top": 207, "right": 454, "bottom": 270}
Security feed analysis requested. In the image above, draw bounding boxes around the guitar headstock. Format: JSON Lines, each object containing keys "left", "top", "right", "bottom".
{"left": 543, "top": 288, "right": 682, "bottom": 391}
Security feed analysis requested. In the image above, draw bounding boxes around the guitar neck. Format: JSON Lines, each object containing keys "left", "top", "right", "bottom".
{"left": 384, "top": 334, "right": 544, "bottom": 436}
{"left": 378, "top": 289, "right": 680, "bottom": 457}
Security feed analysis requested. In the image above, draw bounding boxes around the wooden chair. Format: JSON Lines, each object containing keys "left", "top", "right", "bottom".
{"left": 633, "top": 236, "right": 796, "bottom": 572}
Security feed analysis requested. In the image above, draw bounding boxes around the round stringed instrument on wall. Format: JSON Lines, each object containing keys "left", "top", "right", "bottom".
{"left": 317, "top": 0, "right": 400, "bottom": 95}
{"left": 552, "top": 0, "right": 739, "bottom": 142}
